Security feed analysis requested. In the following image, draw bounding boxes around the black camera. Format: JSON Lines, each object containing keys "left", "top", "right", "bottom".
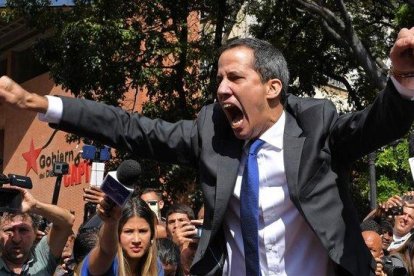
{"left": 0, "top": 188, "right": 22, "bottom": 212}
{"left": 53, "top": 162, "right": 69, "bottom": 176}
{"left": 38, "top": 218, "right": 49, "bottom": 232}
{"left": 385, "top": 205, "right": 404, "bottom": 217}
{"left": 0, "top": 173, "right": 32, "bottom": 189}
{"left": 382, "top": 255, "right": 408, "bottom": 276}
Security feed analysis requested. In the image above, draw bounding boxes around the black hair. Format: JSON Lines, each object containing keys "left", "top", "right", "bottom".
{"left": 219, "top": 37, "right": 289, "bottom": 102}
{"left": 166, "top": 203, "right": 195, "bottom": 221}
{"left": 73, "top": 227, "right": 100, "bottom": 264}
{"left": 157, "top": 238, "right": 180, "bottom": 265}
{"left": 0, "top": 212, "right": 41, "bottom": 231}
{"left": 360, "top": 219, "right": 381, "bottom": 235}
{"left": 141, "top": 188, "right": 162, "bottom": 199}
{"left": 379, "top": 218, "right": 394, "bottom": 235}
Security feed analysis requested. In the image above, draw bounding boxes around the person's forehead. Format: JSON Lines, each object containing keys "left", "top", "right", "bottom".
{"left": 168, "top": 212, "right": 189, "bottom": 220}
{"left": 404, "top": 206, "right": 414, "bottom": 215}
{"left": 218, "top": 47, "right": 254, "bottom": 70}
{"left": 122, "top": 216, "right": 150, "bottom": 229}
{"left": 1, "top": 215, "right": 33, "bottom": 228}
{"left": 141, "top": 191, "right": 159, "bottom": 201}
{"left": 362, "top": 231, "right": 381, "bottom": 243}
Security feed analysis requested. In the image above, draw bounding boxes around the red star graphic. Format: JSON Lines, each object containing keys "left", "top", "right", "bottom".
{"left": 22, "top": 139, "right": 42, "bottom": 175}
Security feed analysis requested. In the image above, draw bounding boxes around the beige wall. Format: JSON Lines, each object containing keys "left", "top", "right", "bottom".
{"left": 3, "top": 73, "right": 90, "bottom": 231}
{"left": 2, "top": 72, "right": 149, "bottom": 232}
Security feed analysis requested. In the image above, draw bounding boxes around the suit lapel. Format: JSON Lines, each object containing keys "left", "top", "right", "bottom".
{"left": 212, "top": 137, "right": 243, "bottom": 233}
{"left": 283, "top": 111, "right": 305, "bottom": 198}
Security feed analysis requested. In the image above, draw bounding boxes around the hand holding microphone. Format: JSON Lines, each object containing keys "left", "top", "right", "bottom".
{"left": 96, "top": 195, "right": 122, "bottom": 222}
{"left": 83, "top": 186, "right": 105, "bottom": 205}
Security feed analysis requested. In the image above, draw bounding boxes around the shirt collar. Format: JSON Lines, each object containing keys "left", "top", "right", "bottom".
{"left": 259, "top": 111, "right": 285, "bottom": 150}
{"left": 243, "top": 111, "right": 285, "bottom": 151}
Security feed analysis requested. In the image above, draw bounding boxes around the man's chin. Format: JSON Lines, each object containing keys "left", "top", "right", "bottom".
{"left": 4, "top": 254, "right": 27, "bottom": 264}
{"left": 231, "top": 126, "right": 251, "bottom": 140}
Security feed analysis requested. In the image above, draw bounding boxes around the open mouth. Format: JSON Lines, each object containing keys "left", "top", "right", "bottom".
{"left": 222, "top": 103, "right": 244, "bottom": 128}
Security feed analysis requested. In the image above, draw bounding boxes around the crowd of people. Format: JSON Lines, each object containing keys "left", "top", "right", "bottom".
{"left": 5, "top": 180, "right": 414, "bottom": 276}
{"left": 0, "top": 181, "right": 205, "bottom": 276}
{"left": 0, "top": 25, "right": 414, "bottom": 275}
{"left": 361, "top": 192, "right": 414, "bottom": 275}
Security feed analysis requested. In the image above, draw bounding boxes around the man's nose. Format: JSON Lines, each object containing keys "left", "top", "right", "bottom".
{"left": 11, "top": 232, "right": 21, "bottom": 243}
{"left": 217, "top": 79, "right": 231, "bottom": 98}
{"left": 173, "top": 221, "right": 180, "bottom": 228}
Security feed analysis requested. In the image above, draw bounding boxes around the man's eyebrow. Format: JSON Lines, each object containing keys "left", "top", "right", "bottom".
{"left": 227, "top": 70, "right": 242, "bottom": 75}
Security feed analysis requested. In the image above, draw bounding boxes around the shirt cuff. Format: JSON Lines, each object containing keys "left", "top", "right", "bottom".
{"left": 391, "top": 76, "right": 414, "bottom": 100}
{"left": 37, "top": 95, "right": 63, "bottom": 124}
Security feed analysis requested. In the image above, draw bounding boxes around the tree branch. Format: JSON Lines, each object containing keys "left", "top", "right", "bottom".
{"left": 335, "top": 0, "right": 352, "bottom": 29}
{"left": 327, "top": 73, "right": 363, "bottom": 110}
{"left": 294, "top": 0, "right": 387, "bottom": 90}
{"left": 321, "top": 20, "right": 347, "bottom": 45}
{"left": 294, "top": 0, "right": 345, "bottom": 32}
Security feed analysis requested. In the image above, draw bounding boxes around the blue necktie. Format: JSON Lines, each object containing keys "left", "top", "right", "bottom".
{"left": 240, "top": 139, "right": 264, "bottom": 276}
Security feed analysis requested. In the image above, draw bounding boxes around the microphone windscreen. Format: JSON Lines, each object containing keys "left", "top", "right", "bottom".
{"left": 116, "top": 160, "right": 141, "bottom": 188}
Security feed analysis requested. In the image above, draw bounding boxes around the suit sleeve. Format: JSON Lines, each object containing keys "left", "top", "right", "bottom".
{"left": 330, "top": 79, "right": 414, "bottom": 161}
{"left": 50, "top": 97, "right": 202, "bottom": 167}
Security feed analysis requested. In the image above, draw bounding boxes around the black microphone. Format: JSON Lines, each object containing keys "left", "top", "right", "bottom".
{"left": 100, "top": 159, "right": 141, "bottom": 207}
{"left": 0, "top": 174, "right": 32, "bottom": 189}
{"left": 116, "top": 159, "right": 141, "bottom": 189}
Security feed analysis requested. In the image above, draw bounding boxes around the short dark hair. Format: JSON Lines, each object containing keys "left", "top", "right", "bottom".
{"left": 0, "top": 212, "right": 40, "bottom": 231}
{"left": 166, "top": 204, "right": 195, "bottom": 221}
{"left": 360, "top": 219, "right": 381, "bottom": 235}
{"left": 219, "top": 37, "right": 289, "bottom": 102}
{"left": 379, "top": 219, "right": 393, "bottom": 235}
{"left": 157, "top": 238, "right": 180, "bottom": 265}
{"left": 73, "top": 227, "right": 99, "bottom": 264}
{"left": 141, "top": 188, "right": 162, "bottom": 199}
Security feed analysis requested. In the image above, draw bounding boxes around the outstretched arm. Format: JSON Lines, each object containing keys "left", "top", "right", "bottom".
{"left": 87, "top": 196, "right": 122, "bottom": 275}
{"left": 0, "top": 76, "right": 48, "bottom": 113}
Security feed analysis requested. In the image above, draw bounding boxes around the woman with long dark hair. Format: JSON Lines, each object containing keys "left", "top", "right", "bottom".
{"left": 80, "top": 196, "right": 162, "bottom": 275}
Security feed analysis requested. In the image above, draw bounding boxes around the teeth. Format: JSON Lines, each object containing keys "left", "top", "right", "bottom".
{"left": 223, "top": 103, "right": 232, "bottom": 109}
{"left": 232, "top": 118, "right": 243, "bottom": 128}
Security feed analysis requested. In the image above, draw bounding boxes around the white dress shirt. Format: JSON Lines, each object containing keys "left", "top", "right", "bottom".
{"left": 222, "top": 112, "right": 334, "bottom": 276}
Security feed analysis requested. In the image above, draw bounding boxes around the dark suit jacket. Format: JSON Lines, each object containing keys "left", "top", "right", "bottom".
{"left": 53, "top": 80, "right": 414, "bottom": 275}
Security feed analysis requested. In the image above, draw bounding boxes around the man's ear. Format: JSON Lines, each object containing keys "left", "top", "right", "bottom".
{"left": 159, "top": 200, "right": 164, "bottom": 210}
{"left": 266, "top": 79, "right": 282, "bottom": 100}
